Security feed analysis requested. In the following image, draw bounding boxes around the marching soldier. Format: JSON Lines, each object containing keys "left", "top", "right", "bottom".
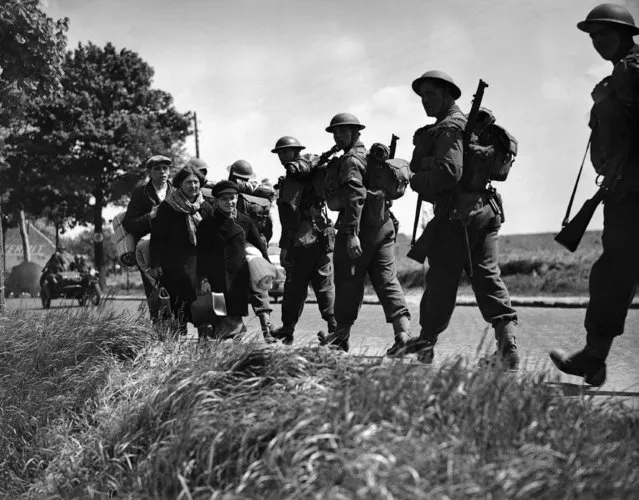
{"left": 317, "top": 113, "right": 412, "bottom": 353}
{"left": 550, "top": 4, "right": 639, "bottom": 386}
{"left": 405, "top": 71, "right": 519, "bottom": 370}
{"left": 270, "top": 136, "right": 337, "bottom": 345}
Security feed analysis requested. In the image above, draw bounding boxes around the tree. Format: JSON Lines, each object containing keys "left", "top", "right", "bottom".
{"left": 4, "top": 42, "right": 191, "bottom": 287}
{"left": 0, "top": 0, "right": 68, "bottom": 313}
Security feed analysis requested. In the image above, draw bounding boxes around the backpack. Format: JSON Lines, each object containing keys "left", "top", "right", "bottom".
{"left": 239, "top": 193, "right": 271, "bottom": 232}
{"left": 463, "top": 109, "right": 518, "bottom": 190}
{"left": 366, "top": 143, "right": 412, "bottom": 200}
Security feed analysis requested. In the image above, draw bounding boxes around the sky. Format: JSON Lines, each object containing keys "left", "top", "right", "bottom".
{"left": 44, "top": 0, "right": 639, "bottom": 239}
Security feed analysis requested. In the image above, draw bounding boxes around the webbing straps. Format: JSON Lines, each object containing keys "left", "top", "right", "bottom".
{"left": 561, "top": 136, "right": 592, "bottom": 228}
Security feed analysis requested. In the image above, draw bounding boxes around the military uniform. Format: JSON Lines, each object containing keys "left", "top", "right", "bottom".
{"left": 550, "top": 3, "right": 639, "bottom": 386}
{"left": 322, "top": 131, "right": 411, "bottom": 351}
{"left": 410, "top": 96, "right": 518, "bottom": 367}
{"left": 275, "top": 153, "right": 336, "bottom": 343}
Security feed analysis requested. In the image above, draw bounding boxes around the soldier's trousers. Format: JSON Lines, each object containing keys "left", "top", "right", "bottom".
{"left": 250, "top": 286, "right": 272, "bottom": 316}
{"left": 585, "top": 195, "right": 639, "bottom": 340}
{"left": 334, "top": 218, "right": 410, "bottom": 326}
{"left": 419, "top": 216, "right": 517, "bottom": 338}
{"left": 281, "top": 243, "right": 335, "bottom": 327}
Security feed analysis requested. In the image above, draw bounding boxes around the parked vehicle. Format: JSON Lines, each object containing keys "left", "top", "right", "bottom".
{"left": 4, "top": 261, "right": 41, "bottom": 298}
{"left": 40, "top": 268, "right": 102, "bottom": 309}
{"left": 268, "top": 253, "right": 286, "bottom": 302}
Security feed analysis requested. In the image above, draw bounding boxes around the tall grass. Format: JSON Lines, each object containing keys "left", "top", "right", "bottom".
{"left": 1, "top": 307, "right": 637, "bottom": 499}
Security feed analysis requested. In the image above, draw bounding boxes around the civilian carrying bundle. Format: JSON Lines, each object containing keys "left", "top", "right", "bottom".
{"left": 112, "top": 212, "right": 137, "bottom": 267}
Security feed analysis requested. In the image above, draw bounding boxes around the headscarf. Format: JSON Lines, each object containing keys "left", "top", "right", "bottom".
{"left": 165, "top": 188, "right": 204, "bottom": 246}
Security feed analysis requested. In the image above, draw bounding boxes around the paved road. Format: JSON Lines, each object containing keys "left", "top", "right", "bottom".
{"left": 5, "top": 296, "right": 639, "bottom": 401}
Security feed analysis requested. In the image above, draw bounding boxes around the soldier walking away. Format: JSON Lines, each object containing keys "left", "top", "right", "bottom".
{"left": 123, "top": 155, "right": 174, "bottom": 321}
{"left": 549, "top": 4, "right": 639, "bottom": 386}
{"left": 405, "top": 71, "right": 519, "bottom": 371}
{"left": 270, "top": 136, "right": 337, "bottom": 345}
{"left": 317, "top": 113, "right": 412, "bottom": 353}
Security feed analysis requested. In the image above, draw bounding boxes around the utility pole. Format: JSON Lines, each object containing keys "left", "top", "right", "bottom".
{"left": 193, "top": 112, "right": 200, "bottom": 159}
{"left": 0, "top": 204, "right": 5, "bottom": 314}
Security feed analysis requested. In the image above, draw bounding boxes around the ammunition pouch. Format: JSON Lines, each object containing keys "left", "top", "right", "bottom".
{"left": 361, "top": 189, "right": 389, "bottom": 228}
{"left": 319, "top": 226, "right": 336, "bottom": 253}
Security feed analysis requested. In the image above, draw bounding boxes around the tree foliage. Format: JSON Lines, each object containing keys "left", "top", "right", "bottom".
{"left": 2, "top": 42, "right": 192, "bottom": 280}
{"left": 3, "top": 42, "right": 191, "bottom": 224}
{"left": 0, "top": 0, "right": 68, "bottom": 126}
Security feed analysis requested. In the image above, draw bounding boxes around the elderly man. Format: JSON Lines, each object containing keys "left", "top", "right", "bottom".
{"left": 550, "top": 4, "right": 639, "bottom": 386}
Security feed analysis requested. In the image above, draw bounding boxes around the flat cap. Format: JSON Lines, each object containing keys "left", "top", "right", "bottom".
{"left": 210, "top": 180, "right": 239, "bottom": 197}
{"left": 146, "top": 155, "right": 173, "bottom": 168}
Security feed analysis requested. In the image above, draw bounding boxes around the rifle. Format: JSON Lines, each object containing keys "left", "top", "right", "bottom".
{"left": 407, "top": 79, "right": 489, "bottom": 264}
{"left": 315, "top": 144, "right": 341, "bottom": 169}
{"left": 554, "top": 137, "right": 626, "bottom": 252}
{"left": 389, "top": 134, "right": 399, "bottom": 159}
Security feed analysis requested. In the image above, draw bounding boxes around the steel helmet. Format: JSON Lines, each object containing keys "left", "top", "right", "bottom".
{"left": 271, "top": 136, "right": 306, "bottom": 153}
{"left": 325, "top": 112, "right": 366, "bottom": 132}
{"left": 577, "top": 3, "right": 639, "bottom": 34}
{"left": 184, "top": 157, "right": 209, "bottom": 176}
{"left": 228, "top": 159, "right": 255, "bottom": 179}
{"left": 411, "top": 70, "right": 462, "bottom": 100}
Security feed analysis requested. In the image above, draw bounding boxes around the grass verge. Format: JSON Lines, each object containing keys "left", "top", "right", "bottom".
{"left": 1, "top": 308, "right": 637, "bottom": 499}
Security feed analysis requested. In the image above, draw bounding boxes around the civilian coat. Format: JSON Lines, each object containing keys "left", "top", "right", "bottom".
{"left": 196, "top": 209, "right": 269, "bottom": 317}
{"left": 151, "top": 199, "right": 214, "bottom": 311}
{"left": 123, "top": 181, "right": 173, "bottom": 242}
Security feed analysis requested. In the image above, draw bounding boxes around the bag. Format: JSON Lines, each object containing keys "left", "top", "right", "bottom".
{"left": 463, "top": 110, "right": 517, "bottom": 190}
{"left": 319, "top": 226, "right": 336, "bottom": 253}
{"left": 361, "top": 189, "right": 388, "bottom": 228}
{"left": 191, "top": 292, "right": 227, "bottom": 327}
{"left": 112, "top": 212, "right": 137, "bottom": 267}
{"left": 135, "top": 235, "right": 151, "bottom": 271}
{"left": 149, "top": 285, "right": 172, "bottom": 320}
{"left": 240, "top": 193, "right": 271, "bottom": 233}
{"left": 245, "top": 243, "right": 277, "bottom": 290}
{"left": 366, "top": 145, "right": 412, "bottom": 200}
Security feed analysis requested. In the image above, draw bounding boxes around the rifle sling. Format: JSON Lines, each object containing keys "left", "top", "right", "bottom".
{"left": 562, "top": 137, "right": 591, "bottom": 228}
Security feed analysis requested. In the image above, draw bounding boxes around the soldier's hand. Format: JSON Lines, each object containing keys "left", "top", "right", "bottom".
{"left": 346, "top": 234, "right": 362, "bottom": 259}
{"left": 150, "top": 206, "right": 159, "bottom": 219}
{"left": 280, "top": 249, "right": 289, "bottom": 267}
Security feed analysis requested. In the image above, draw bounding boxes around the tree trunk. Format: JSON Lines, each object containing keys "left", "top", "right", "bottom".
{"left": 18, "top": 209, "right": 31, "bottom": 262}
{"left": 94, "top": 186, "right": 106, "bottom": 289}
{"left": 0, "top": 203, "right": 5, "bottom": 314}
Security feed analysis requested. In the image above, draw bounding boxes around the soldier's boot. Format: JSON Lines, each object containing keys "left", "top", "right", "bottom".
{"left": 317, "top": 317, "right": 337, "bottom": 348}
{"left": 318, "top": 323, "right": 351, "bottom": 352}
{"left": 386, "top": 315, "right": 412, "bottom": 357}
{"left": 549, "top": 333, "right": 611, "bottom": 387}
{"left": 258, "top": 312, "right": 277, "bottom": 344}
{"left": 272, "top": 324, "right": 295, "bottom": 346}
{"left": 494, "top": 319, "right": 520, "bottom": 372}
{"left": 403, "top": 330, "right": 437, "bottom": 364}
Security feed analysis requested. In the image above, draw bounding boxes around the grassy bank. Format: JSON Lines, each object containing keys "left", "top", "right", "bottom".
{"left": 1, "top": 308, "right": 637, "bottom": 499}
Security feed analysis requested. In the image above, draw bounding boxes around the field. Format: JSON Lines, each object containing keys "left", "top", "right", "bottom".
{"left": 1, "top": 306, "right": 637, "bottom": 499}
{"left": 394, "top": 230, "right": 602, "bottom": 296}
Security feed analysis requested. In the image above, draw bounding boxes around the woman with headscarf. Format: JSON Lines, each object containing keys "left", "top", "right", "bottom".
{"left": 150, "top": 164, "right": 213, "bottom": 336}
{"left": 196, "top": 180, "right": 274, "bottom": 341}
